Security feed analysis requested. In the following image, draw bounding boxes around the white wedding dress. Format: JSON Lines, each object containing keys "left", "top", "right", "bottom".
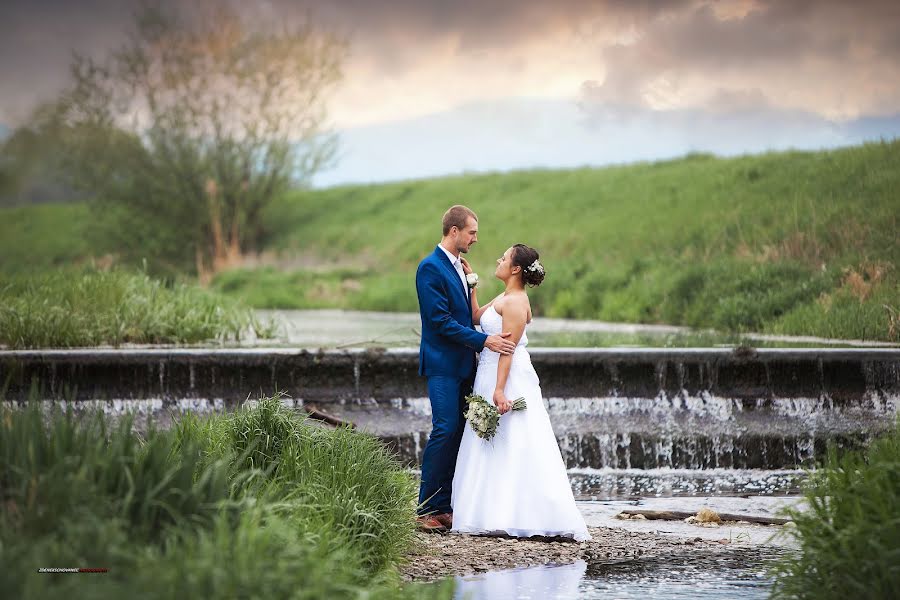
{"left": 451, "top": 305, "right": 590, "bottom": 541}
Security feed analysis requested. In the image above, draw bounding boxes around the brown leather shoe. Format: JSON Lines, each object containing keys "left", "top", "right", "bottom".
{"left": 433, "top": 513, "right": 453, "bottom": 529}
{"left": 416, "top": 515, "right": 447, "bottom": 533}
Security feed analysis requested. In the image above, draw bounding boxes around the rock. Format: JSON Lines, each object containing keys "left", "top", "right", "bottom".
{"left": 695, "top": 507, "right": 722, "bottom": 524}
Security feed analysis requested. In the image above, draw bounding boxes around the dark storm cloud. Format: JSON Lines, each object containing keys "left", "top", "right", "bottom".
{"left": 1, "top": 0, "right": 899, "bottom": 125}
{"left": 274, "top": 0, "right": 692, "bottom": 46}
{"left": 0, "top": 0, "right": 140, "bottom": 122}
{"left": 582, "top": 0, "right": 900, "bottom": 117}
{"left": 0, "top": 0, "right": 694, "bottom": 123}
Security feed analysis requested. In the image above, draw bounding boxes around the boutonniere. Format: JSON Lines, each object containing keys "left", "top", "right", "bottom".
{"left": 466, "top": 272, "right": 479, "bottom": 289}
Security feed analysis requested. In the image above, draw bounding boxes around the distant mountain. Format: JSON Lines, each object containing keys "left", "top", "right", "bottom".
{"left": 313, "top": 98, "right": 900, "bottom": 187}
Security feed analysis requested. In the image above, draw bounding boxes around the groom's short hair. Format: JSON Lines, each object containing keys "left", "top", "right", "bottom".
{"left": 442, "top": 205, "right": 477, "bottom": 235}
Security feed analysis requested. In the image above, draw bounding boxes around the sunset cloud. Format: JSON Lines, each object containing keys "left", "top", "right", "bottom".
{"left": 1, "top": 0, "right": 898, "bottom": 184}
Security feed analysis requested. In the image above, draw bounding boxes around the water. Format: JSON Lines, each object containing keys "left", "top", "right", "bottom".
{"left": 569, "top": 468, "right": 805, "bottom": 500}
{"left": 253, "top": 309, "right": 899, "bottom": 348}
{"left": 453, "top": 548, "right": 784, "bottom": 599}
{"left": 581, "top": 548, "right": 783, "bottom": 599}
{"left": 344, "top": 389, "right": 893, "bottom": 472}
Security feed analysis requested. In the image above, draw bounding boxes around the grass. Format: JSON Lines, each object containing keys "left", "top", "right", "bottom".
{"left": 0, "top": 202, "right": 95, "bottom": 274}
{"left": 211, "top": 266, "right": 418, "bottom": 312}
{"left": 771, "top": 421, "right": 900, "bottom": 598}
{"left": 3, "top": 141, "right": 898, "bottom": 341}
{"left": 245, "top": 140, "right": 898, "bottom": 341}
{"left": 0, "top": 396, "right": 451, "bottom": 599}
{"left": 527, "top": 330, "right": 834, "bottom": 348}
{"left": 0, "top": 268, "right": 276, "bottom": 348}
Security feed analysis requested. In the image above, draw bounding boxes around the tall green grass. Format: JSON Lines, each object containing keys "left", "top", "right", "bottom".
{"left": 771, "top": 421, "right": 900, "bottom": 598}
{"left": 0, "top": 397, "right": 450, "bottom": 599}
{"left": 0, "top": 202, "right": 94, "bottom": 275}
{"left": 0, "top": 268, "right": 275, "bottom": 348}
{"left": 211, "top": 266, "right": 419, "bottom": 312}
{"left": 238, "top": 140, "right": 898, "bottom": 340}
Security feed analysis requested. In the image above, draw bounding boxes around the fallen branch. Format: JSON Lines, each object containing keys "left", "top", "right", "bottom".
{"left": 617, "top": 509, "right": 791, "bottom": 526}
{"left": 304, "top": 404, "right": 355, "bottom": 429}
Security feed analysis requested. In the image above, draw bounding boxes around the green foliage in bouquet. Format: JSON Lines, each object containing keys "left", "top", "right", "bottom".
{"left": 463, "top": 393, "right": 527, "bottom": 441}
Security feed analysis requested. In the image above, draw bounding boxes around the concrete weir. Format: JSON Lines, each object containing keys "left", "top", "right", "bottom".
{"left": 2, "top": 348, "right": 899, "bottom": 470}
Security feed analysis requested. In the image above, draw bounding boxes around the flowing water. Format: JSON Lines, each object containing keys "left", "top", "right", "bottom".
{"left": 453, "top": 548, "right": 786, "bottom": 600}
{"left": 328, "top": 386, "right": 896, "bottom": 497}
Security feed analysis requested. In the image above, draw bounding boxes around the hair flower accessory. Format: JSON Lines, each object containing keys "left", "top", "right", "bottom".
{"left": 526, "top": 260, "right": 544, "bottom": 274}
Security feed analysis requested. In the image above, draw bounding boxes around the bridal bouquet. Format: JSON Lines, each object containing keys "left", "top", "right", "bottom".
{"left": 463, "top": 393, "right": 527, "bottom": 441}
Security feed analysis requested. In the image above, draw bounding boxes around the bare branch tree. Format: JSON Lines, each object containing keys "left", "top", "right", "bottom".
{"left": 54, "top": 2, "right": 345, "bottom": 280}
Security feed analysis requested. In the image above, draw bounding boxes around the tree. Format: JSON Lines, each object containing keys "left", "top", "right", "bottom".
{"left": 53, "top": 2, "right": 345, "bottom": 280}
{"left": 0, "top": 122, "right": 81, "bottom": 206}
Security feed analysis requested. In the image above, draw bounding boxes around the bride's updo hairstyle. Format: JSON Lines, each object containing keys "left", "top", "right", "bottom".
{"left": 512, "top": 244, "right": 545, "bottom": 287}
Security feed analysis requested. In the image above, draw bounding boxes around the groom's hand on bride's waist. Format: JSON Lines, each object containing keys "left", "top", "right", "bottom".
{"left": 484, "top": 332, "right": 516, "bottom": 355}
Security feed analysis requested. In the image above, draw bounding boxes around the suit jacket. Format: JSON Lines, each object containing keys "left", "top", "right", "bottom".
{"left": 416, "top": 246, "right": 488, "bottom": 377}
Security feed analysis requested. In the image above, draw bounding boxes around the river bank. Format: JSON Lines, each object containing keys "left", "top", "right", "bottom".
{"left": 400, "top": 496, "right": 799, "bottom": 582}
{"left": 401, "top": 527, "right": 719, "bottom": 582}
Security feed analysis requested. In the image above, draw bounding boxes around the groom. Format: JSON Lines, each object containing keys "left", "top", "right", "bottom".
{"left": 415, "top": 205, "right": 516, "bottom": 532}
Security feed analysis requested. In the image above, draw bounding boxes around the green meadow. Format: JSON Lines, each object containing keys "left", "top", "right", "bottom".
{"left": 239, "top": 140, "right": 900, "bottom": 341}
{"left": 2, "top": 140, "right": 898, "bottom": 342}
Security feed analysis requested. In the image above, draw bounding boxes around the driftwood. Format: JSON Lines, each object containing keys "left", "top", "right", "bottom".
{"left": 617, "top": 509, "right": 791, "bottom": 526}
{"left": 303, "top": 404, "right": 355, "bottom": 429}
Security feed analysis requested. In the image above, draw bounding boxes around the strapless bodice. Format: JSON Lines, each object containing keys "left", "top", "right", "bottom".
{"left": 479, "top": 304, "right": 528, "bottom": 348}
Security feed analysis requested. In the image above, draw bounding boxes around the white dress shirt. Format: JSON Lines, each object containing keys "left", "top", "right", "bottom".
{"left": 438, "top": 244, "right": 468, "bottom": 296}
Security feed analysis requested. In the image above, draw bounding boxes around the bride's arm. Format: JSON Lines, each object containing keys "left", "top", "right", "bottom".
{"left": 460, "top": 257, "right": 498, "bottom": 324}
{"left": 471, "top": 288, "right": 501, "bottom": 325}
{"left": 494, "top": 296, "right": 528, "bottom": 414}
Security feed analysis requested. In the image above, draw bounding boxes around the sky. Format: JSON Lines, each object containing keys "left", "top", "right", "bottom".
{"left": 2, "top": 0, "right": 899, "bottom": 187}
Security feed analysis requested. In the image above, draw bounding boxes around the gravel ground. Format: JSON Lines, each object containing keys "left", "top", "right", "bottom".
{"left": 399, "top": 526, "right": 725, "bottom": 582}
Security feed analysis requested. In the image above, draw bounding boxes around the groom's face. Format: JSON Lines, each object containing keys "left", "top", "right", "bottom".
{"left": 453, "top": 217, "right": 479, "bottom": 254}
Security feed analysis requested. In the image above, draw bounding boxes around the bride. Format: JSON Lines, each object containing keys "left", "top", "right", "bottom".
{"left": 451, "top": 244, "right": 590, "bottom": 541}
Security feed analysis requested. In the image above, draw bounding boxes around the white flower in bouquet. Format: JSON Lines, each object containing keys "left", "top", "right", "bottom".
{"left": 463, "top": 393, "right": 527, "bottom": 441}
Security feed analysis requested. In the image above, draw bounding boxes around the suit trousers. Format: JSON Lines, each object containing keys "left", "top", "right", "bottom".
{"left": 418, "top": 375, "right": 470, "bottom": 515}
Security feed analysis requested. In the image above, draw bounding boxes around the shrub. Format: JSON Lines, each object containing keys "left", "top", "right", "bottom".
{"left": 771, "top": 422, "right": 900, "bottom": 598}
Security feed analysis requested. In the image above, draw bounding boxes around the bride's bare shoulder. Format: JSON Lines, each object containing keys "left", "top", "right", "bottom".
{"left": 497, "top": 293, "right": 529, "bottom": 319}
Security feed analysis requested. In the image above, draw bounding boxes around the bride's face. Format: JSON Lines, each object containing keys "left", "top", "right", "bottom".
{"left": 494, "top": 247, "right": 518, "bottom": 281}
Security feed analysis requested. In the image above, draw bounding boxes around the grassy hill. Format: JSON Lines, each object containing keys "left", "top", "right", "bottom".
{"left": 0, "top": 202, "right": 95, "bottom": 274}
{"left": 2, "top": 141, "right": 898, "bottom": 341}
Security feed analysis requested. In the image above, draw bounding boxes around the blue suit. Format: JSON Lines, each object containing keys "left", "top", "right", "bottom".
{"left": 416, "top": 246, "right": 488, "bottom": 515}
